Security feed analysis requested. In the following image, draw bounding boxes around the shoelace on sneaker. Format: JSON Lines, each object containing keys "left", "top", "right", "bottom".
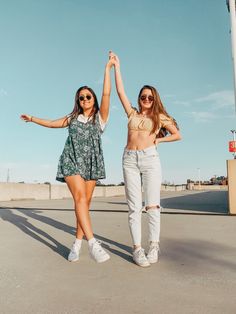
{"left": 92, "top": 241, "right": 104, "bottom": 253}
{"left": 71, "top": 242, "right": 80, "bottom": 251}
{"left": 148, "top": 244, "right": 160, "bottom": 255}
{"left": 136, "top": 248, "right": 146, "bottom": 259}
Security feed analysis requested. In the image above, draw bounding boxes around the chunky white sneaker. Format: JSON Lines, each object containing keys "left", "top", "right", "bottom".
{"left": 89, "top": 240, "right": 110, "bottom": 263}
{"left": 147, "top": 243, "right": 160, "bottom": 264}
{"left": 133, "top": 248, "right": 150, "bottom": 267}
{"left": 68, "top": 241, "right": 81, "bottom": 262}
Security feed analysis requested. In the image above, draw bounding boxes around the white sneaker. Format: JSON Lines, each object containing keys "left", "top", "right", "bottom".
{"left": 89, "top": 240, "right": 110, "bottom": 263}
{"left": 147, "top": 243, "right": 160, "bottom": 264}
{"left": 68, "top": 241, "right": 81, "bottom": 262}
{"left": 133, "top": 248, "right": 150, "bottom": 267}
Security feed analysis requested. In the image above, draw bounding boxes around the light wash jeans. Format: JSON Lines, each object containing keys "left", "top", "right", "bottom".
{"left": 122, "top": 145, "right": 162, "bottom": 246}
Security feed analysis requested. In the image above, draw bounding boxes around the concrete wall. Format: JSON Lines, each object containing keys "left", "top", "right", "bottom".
{"left": 161, "top": 185, "right": 187, "bottom": 191}
{"left": 0, "top": 182, "right": 228, "bottom": 201}
{"left": 192, "top": 185, "right": 228, "bottom": 191}
{"left": 0, "top": 183, "right": 50, "bottom": 201}
{"left": 0, "top": 183, "right": 126, "bottom": 201}
{"left": 50, "top": 184, "right": 72, "bottom": 199}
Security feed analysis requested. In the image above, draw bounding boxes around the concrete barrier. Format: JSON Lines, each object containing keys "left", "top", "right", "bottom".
{"left": 50, "top": 184, "right": 71, "bottom": 199}
{"left": 161, "top": 184, "right": 187, "bottom": 191}
{"left": 193, "top": 185, "right": 228, "bottom": 191}
{"left": 103, "top": 186, "right": 125, "bottom": 197}
{"left": 0, "top": 182, "right": 49, "bottom": 201}
{"left": 0, "top": 182, "right": 125, "bottom": 201}
{"left": 0, "top": 182, "right": 228, "bottom": 201}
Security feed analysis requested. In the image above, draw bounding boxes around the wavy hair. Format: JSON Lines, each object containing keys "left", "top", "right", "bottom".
{"left": 138, "top": 85, "right": 179, "bottom": 137}
{"left": 69, "top": 86, "right": 99, "bottom": 123}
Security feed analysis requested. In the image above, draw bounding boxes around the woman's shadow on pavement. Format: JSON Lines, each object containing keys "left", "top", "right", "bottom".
{"left": 0, "top": 208, "right": 69, "bottom": 259}
{"left": 94, "top": 233, "right": 133, "bottom": 263}
{"left": 0, "top": 207, "right": 133, "bottom": 263}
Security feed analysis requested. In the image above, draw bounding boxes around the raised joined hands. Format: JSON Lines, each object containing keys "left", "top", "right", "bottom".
{"left": 109, "top": 51, "right": 120, "bottom": 67}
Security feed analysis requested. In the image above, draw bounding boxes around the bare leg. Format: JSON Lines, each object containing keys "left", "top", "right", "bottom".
{"left": 65, "top": 175, "right": 96, "bottom": 241}
{"left": 75, "top": 180, "right": 96, "bottom": 239}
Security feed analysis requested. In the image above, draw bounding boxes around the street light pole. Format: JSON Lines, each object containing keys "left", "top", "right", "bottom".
{"left": 6, "top": 168, "right": 10, "bottom": 183}
{"left": 226, "top": 0, "right": 236, "bottom": 114}
{"left": 197, "top": 168, "right": 201, "bottom": 189}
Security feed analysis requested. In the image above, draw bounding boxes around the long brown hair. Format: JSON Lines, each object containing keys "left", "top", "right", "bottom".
{"left": 138, "top": 85, "right": 179, "bottom": 137}
{"left": 69, "top": 86, "right": 99, "bottom": 123}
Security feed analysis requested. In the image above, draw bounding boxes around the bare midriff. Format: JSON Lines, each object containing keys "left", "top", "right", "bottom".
{"left": 126, "top": 130, "right": 157, "bottom": 150}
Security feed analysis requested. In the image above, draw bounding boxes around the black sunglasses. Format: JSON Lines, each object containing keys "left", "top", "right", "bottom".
{"left": 79, "top": 95, "right": 92, "bottom": 101}
{"left": 140, "top": 95, "right": 154, "bottom": 102}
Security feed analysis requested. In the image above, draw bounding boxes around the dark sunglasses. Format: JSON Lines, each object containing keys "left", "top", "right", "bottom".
{"left": 79, "top": 95, "right": 92, "bottom": 101}
{"left": 140, "top": 95, "right": 154, "bottom": 102}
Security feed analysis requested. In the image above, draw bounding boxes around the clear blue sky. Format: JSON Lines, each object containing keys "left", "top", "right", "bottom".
{"left": 0, "top": 0, "right": 235, "bottom": 185}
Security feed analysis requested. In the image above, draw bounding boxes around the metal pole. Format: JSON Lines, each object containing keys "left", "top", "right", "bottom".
{"left": 227, "top": 0, "right": 236, "bottom": 114}
{"left": 197, "top": 168, "right": 201, "bottom": 189}
{"left": 6, "top": 168, "right": 10, "bottom": 182}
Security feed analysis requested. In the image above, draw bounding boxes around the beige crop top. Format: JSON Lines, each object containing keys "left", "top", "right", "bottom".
{"left": 127, "top": 108, "right": 174, "bottom": 134}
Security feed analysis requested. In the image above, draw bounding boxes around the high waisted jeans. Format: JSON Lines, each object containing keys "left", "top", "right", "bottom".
{"left": 122, "top": 145, "right": 162, "bottom": 246}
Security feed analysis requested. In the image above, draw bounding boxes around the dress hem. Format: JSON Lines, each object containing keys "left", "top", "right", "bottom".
{"left": 56, "top": 173, "right": 106, "bottom": 183}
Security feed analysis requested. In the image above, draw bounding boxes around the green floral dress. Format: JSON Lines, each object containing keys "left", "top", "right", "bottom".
{"left": 56, "top": 113, "right": 106, "bottom": 182}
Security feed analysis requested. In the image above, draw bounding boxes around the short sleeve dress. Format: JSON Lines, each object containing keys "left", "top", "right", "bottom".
{"left": 56, "top": 113, "right": 106, "bottom": 182}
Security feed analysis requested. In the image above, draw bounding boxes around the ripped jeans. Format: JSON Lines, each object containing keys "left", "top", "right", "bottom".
{"left": 123, "top": 145, "right": 162, "bottom": 246}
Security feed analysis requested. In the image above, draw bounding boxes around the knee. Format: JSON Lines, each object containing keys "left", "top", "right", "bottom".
{"left": 128, "top": 208, "right": 143, "bottom": 223}
{"left": 145, "top": 205, "right": 160, "bottom": 211}
{"left": 74, "top": 194, "right": 88, "bottom": 206}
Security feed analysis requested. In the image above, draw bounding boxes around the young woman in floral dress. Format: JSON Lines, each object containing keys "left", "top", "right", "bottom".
{"left": 21, "top": 53, "right": 114, "bottom": 263}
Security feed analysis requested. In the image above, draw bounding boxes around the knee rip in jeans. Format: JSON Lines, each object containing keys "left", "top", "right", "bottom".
{"left": 145, "top": 205, "right": 160, "bottom": 211}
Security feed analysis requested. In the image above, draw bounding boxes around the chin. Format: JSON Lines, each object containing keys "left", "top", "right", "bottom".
{"left": 84, "top": 103, "right": 93, "bottom": 109}
{"left": 142, "top": 104, "right": 152, "bottom": 110}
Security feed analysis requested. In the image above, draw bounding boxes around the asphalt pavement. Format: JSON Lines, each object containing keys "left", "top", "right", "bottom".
{"left": 0, "top": 190, "right": 235, "bottom": 314}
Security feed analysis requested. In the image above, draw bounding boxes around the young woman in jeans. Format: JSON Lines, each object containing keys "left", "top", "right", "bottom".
{"left": 21, "top": 53, "right": 114, "bottom": 263}
{"left": 111, "top": 52, "right": 181, "bottom": 267}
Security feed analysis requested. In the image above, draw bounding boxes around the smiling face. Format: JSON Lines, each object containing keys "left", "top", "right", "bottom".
{"left": 138, "top": 88, "right": 154, "bottom": 112}
{"left": 78, "top": 88, "right": 95, "bottom": 113}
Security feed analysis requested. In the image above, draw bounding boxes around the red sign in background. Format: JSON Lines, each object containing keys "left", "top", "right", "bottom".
{"left": 229, "top": 141, "right": 236, "bottom": 152}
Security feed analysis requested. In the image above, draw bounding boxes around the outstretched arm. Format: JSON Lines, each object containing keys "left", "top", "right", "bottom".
{"left": 111, "top": 52, "right": 132, "bottom": 115}
{"left": 20, "top": 114, "right": 69, "bottom": 128}
{"left": 99, "top": 52, "right": 114, "bottom": 122}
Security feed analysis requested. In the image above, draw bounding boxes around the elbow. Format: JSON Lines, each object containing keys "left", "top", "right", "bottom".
{"left": 177, "top": 133, "right": 182, "bottom": 141}
{"left": 172, "top": 131, "right": 182, "bottom": 141}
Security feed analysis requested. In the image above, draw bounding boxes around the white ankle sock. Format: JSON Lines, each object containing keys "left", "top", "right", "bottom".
{"left": 75, "top": 238, "right": 82, "bottom": 246}
{"left": 88, "top": 237, "right": 96, "bottom": 246}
